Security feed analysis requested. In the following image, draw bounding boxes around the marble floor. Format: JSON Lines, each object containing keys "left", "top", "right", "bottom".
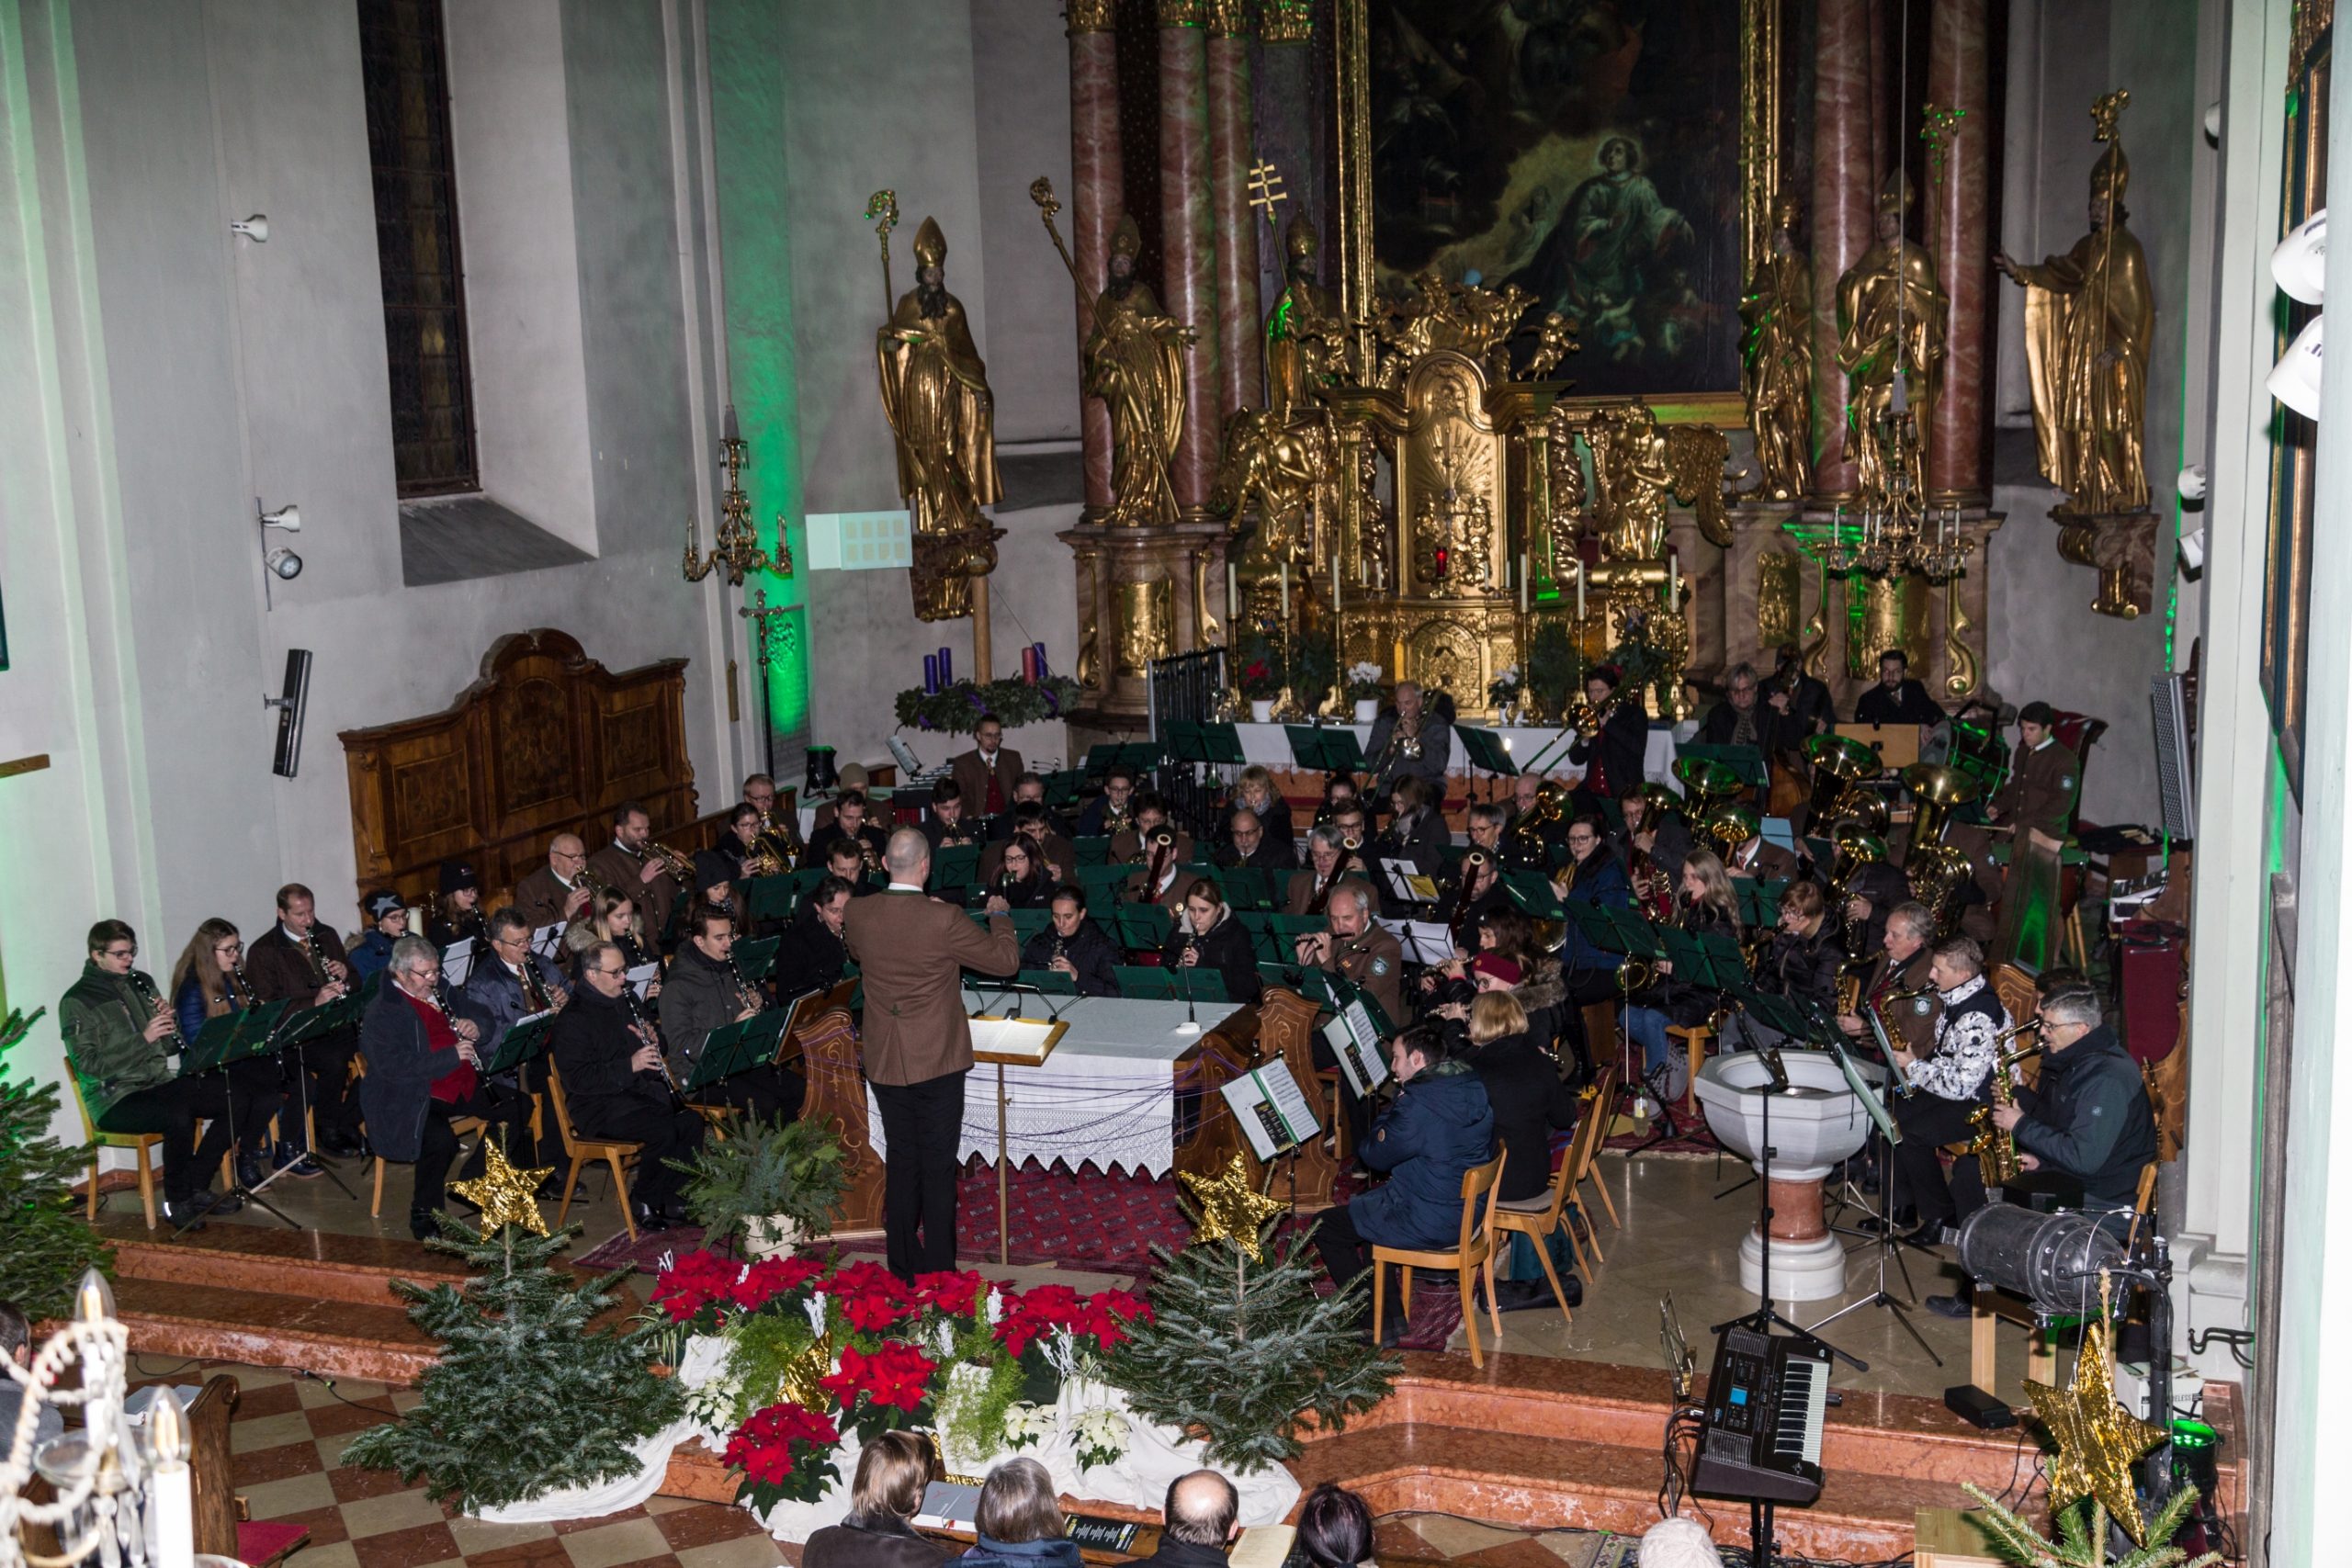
{"left": 178, "top": 1145, "right": 2023, "bottom": 1407}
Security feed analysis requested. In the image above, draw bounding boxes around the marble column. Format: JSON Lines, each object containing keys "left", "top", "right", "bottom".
{"left": 1205, "top": 1, "right": 1260, "bottom": 417}
{"left": 1810, "top": 0, "right": 1876, "bottom": 499}
{"left": 1927, "top": 0, "right": 1990, "bottom": 501}
{"left": 1159, "top": 0, "right": 1221, "bottom": 516}
{"left": 1068, "top": 0, "right": 1122, "bottom": 517}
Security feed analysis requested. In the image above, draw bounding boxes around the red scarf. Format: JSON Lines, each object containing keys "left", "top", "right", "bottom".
{"left": 401, "top": 989, "right": 477, "bottom": 1103}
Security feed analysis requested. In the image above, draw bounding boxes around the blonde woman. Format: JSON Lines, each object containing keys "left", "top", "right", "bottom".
{"left": 1622, "top": 847, "right": 1742, "bottom": 1103}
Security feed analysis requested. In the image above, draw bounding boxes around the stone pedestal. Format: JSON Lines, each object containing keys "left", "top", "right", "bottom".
{"left": 1059, "top": 518, "right": 1233, "bottom": 727}
{"left": 2056, "top": 509, "right": 2160, "bottom": 620}
{"left": 1738, "top": 1176, "right": 1849, "bottom": 1303}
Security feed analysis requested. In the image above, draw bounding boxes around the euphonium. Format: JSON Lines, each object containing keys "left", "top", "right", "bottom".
{"left": 1900, "top": 762, "right": 1984, "bottom": 859}
{"left": 1702, "top": 803, "right": 1759, "bottom": 862}
{"left": 1829, "top": 786, "right": 1893, "bottom": 839}
{"left": 1672, "top": 756, "right": 1744, "bottom": 819}
{"left": 1510, "top": 782, "right": 1568, "bottom": 853}
{"left": 1801, "top": 732, "right": 1882, "bottom": 827}
{"left": 1825, "top": 828, "right": 1888, "bottom": 951}
{"left": 1905, "top": 842, "right": 1975, "bottom": 937}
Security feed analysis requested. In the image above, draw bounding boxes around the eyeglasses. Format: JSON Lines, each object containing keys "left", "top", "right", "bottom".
{"left": 492, "top": 933, "right": 528, "bottom": 949}
{"left": 215, "top": 941, "right": 243, "bottom": 954}
{"left": 594, "top": 964, "right": 628, "bottom": 978}
{"left": 103, "top": 946, "right": 136, "bottom": 959}
{"left": 552, "top": 850, "right": 585, "bottom": 864}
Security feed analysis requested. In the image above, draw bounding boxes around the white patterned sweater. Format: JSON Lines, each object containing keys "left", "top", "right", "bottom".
{"left": 1906, "top": 973, "right": 2008, "bottom": 1101}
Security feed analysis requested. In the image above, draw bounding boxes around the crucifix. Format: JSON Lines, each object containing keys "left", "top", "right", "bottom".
{"left": 1247, "top": 158, "right": 1288, "bottom": 235}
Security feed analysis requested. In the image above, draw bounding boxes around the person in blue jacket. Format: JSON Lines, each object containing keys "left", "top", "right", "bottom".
{"left": 1311, "top": 1023, "right": 1496, "bottom": 1344}
{"left": 1553, "top": 814, "right": 1631, "bottom": 1085}
{"left": 347, "top": 891, "right": 409, "bottom": 982}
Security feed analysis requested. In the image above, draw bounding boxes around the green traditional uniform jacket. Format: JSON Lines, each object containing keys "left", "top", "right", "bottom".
{"left": 59, "top": 961, "right": 171, "bottom": 1120}
{"left": 1993, "top": 738, "right": 2082, "bottom": 839}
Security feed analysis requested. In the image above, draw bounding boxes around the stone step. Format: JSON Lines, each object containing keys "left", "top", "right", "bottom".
{"left": 109, "top": 1275, "right": 438, "bottom": 1387}
{"left": 103, "top": 1215, "right": 470, "bottom": 1308}
{"left": 1287, "top": 1420, "right": 1964, "bottom": 1562}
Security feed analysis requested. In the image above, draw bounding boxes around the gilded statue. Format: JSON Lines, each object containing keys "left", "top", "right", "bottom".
{"left": 1996, "top": 91, "right": 2154, "bottom": 516}
{"left": 1212, "top": 408, "right": 1329, "bottom": 568}
{"left": 1836, "top": 174, "right": 1948, "bottom": 504}
{"left": 1374, "top": 269, "right": 1532, "bottom": 385}
{"left": 1264, "top": 211, "right": 1350, "bottom": 419}
{"left": 1588, "top": 403, "right": 1673, "bottom": 562}
{"left": 876, "top": 217, "right": 1002, "bottom": 620}
{"left": 1739, "top": 195, "right": 1814, "bottom": 501}
{"left": 1083, "top": 215, "right": 1193, "bottom": 528}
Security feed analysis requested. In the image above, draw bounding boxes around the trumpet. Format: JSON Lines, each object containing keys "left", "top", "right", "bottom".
{"left": 649, "top": 840, "right": 697, "bottom": 880}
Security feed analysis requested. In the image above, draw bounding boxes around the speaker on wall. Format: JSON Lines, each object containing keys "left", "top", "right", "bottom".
{"left": 268, "top": 649, "right": 312, "bottom": 778}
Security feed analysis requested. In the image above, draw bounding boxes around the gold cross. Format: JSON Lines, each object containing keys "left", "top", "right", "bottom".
{"left": 1248, "top": 159, "right": 1288, "bottom": 232}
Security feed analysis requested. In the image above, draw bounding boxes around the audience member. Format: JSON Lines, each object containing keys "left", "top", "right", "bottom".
{"left": 955, "top": 1458, "right": 1082, "bottom": 1568}
{"left": 1295, "top": 1483, "right": 1376, "bottom": 1568}
{"left": 803, "top": 1431, "right": 951, "bottom": 1568}
{"left": 1134, "top": 1471, "right": 1242, "bottom": 1568}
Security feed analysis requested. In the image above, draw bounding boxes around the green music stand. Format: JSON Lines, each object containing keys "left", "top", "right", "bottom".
{"left": 1073, "top": 836, "right": 1114, "bottom": 866}
{"left": 1256, "top": 960, "right": 1297, "bottom": 990}
{"left": 1171, "top": 968, "right": 1229, "bottom": 1004}
{"left": 1738, "top": 878, "right": 1790, "bottom": 928}
{"left": 688, "top": 1009, "right": 790, "bottom": 1097}
{"left": 1114, "top": 964, "right": 1178, "bottom": 999}
{"left": 931, "top": 845, "right": 980, "bottom": 893}
{"left": 1325, "top": 970, "right": 1395, "bottom": 1035}
{"left": 1116, "top": 904, "right": 1172, "bottom": 952}
{"left": 743, "top": 873, "right": 797, "bottom": 927}
{"left": 1008, "top": 909, "right": 1051, "bottom": 945}
{"left": 1505, "top": 872, "right": 1566, "bottom": 919}
{"left": 1283, "top": 726, "right": 1365, "bottom": 780}
{"left": 1040, "top": 768, "right": 1086, "bottom": 808}
{"left": 487, "top": 1012, "right": 556, "bottom": 1077}
{"left": 1219, "top": 866, "right": 1280, "bottom": 912}
{"left": 1454, "top": 726, "right": 1520, "bottom": 778}
{"left": 1676, "top": 740, "right": 1769, "bottom": 790}
{"left": 1016, "top": 968, "right": 1079, "bottom": 996}
{"left": 734, "top": 935, "right": 782, "bottom": 986}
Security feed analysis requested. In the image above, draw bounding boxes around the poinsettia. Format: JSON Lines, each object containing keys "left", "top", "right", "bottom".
{"left": 650, "top": 1249, "right": 741, "bottom": 1325}
{"left": 730, "top": 1255, "right": 826, "bottom": 1314}
{"left": 819, "top": 1341, "right": 939, "bottom": 1437}
{"left": 1076, "top": 1290, "right": 1153, "bottom": 1348}
{"left": 723, "top": 1402, "right": 840, "bottom": 1510}
{"left": 823, "top": 1260, "right": 915, "bottom": 1333}
{"left": 914, "top": 1269, "right": 986, "bottom": 1318}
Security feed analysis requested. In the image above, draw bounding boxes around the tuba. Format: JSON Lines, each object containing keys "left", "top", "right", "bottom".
{"left": 1802, "top": 733, "right": 1883, "bottom": 828}
{"left": 1672, "top": 756, "right": 1744, "bottom": 820}
{"left": 1702, "top": 803, "right": 1759, "bottom": 863}
{"left": 1905, "top": 842, "right": 1975, "bottom": 936}
{"left": 1509, "top": 782, "right": 1568, "bottom": 857}
{"left": 1825, "top": 827, "right": 1888, "bottom": 952}
{"left": 1900, "top": 763, "right": 1984, "bottom": 860}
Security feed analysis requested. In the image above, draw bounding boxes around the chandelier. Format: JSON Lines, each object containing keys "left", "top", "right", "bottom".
{"left": 684, "top": 404, "right": 793, "bottom": 587}
{"left": 1826, "top": 394, "right": 1972, "bottom": 582}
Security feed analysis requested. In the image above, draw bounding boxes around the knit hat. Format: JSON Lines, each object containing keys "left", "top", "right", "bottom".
{"left": 693, "top": 849, "right": 735, "bottom": 895}
{"left": 1471, "top": 953, "right": 1524, "bottom": 987}
{"left": 437, "top": 858, "right": 478, "bottom": 896}
{"left": 364, "top": 890, "right": 404, "bottom": 922}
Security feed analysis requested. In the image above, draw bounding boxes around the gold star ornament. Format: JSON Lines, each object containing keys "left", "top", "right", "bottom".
{"left": 2019, "top": 1299, "right": 2166, "bottom": 1542}
{"left": 452, "top": 1142, "right": 554, "bottom": 1238}
{"left": 1179, "top": 1153, "right": 1286, "bottom": 1260}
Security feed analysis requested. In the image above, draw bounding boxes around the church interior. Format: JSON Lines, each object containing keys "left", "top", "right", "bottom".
{"left": 1, "top": 0, "right": 2340, "bottom": 1564}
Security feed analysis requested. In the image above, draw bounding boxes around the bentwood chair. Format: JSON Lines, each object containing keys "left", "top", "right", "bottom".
{"left": 545, "top": 1063, "right": 644, "bottom": 1241}
{"left": 1371, "top": 1151, "right": 1507, "bottom": 1368}
{"left": 1490, "top": 1075, "right": 1618, "bottom": 1326}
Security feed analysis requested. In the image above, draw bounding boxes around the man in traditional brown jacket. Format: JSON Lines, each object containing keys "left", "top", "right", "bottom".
{"left": 948, "top": 714, "right": 1025, "bottom": 822}
{"left": 842, "top": 827, "right": 1020, "bottom": 1280}
{"left": 514, "top": 836, "right": 594, "bottom": 933}
{"left": 1988, "top": 701, "right": 2082, "bottom": 844}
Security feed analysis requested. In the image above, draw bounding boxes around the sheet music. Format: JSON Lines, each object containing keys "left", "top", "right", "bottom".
{"left": 627, "top": 962, "right": 660, "bottom": 999}
{"left": 529, "top": 923, "right": 564, "bottom": 960}
{"left": 440, "top": 936, "right": 476, "bottom": 987}
{"left": 1219, "top": 1075, "right": 1291, "bottom": 1162}
{"left": 1379, "top": 859, "right": 1439, "bottom": 903}
{"left": 1381, "top": 919, "right": 1456, "bottom": 962}
{"left": 1324, "top": 1004, "right": 1390, "bottom": 1097}
{"left": 1255, "top": 1061, "right": 1320, "bottom": 1145}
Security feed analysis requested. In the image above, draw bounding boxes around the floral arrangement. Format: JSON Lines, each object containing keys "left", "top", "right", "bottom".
{"left": 895, "top": 677, "right": 1080, "bottom": 734}
{"left": 1485, "top": 663, "right": 1523, "bottom": 709}
{"left": 1236, "top": 633, "right": 1286, "bottom": 700}
{"left": 652, "top": 1250, "right": 1150, "bottom": 1514}
{"left": 1343, "top": 660, "right": 1385, "bottom": 703}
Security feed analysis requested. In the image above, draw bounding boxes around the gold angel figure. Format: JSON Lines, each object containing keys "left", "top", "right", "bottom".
{"left": 1589, "top": 403, "right": 1674, "bottom": 562}
{"left": 1996, "top": 91, "right": 2154, "bottom": 516}
{"left": 1837, "top": 173, "right": 1948, "bottom": 503}
{"left": 1739, "top": 194, "right": 1815, "bottom": 501}
{"left": 1264, "top": 211, "right": 1350, "bottom": 419}
{"left": 1084, "top": 215, "right": 1193, "bottom": 527}
{"left": 876, "top": 217, "right": 1002, "bottom": 619}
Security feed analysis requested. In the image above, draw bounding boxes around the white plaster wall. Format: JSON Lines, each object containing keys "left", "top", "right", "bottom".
{"left": 445, "top": 0, "right": 598, "bottom": 549}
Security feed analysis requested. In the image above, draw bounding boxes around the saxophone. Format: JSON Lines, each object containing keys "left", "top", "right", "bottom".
{"left": 1870, "top": 983, "right": 1938, "bottom": 1098}
{"left": 1966, "top": 1024, "right": 2044, "bottom": 1186}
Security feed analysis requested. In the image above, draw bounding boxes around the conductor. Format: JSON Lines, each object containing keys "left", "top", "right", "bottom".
{"left": 843, "top": 827, "right": 1019, "bottom": 1280}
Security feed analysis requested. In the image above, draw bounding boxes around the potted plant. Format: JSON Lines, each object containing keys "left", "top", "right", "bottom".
{"left": 1485, "top": 663, "right": 1523, "bottom": 723}
{"left": 1343, "top": 661, "right": 1385, "bottom": 723}
{"left": 1236, "top": 633, "right": 1286, "bottom": 723}
{"left": 1524, "top": 620, "right": 1586, "bottom": 722}
{"left": 672, "top": 1113, "right": 851, "bottom": 1258}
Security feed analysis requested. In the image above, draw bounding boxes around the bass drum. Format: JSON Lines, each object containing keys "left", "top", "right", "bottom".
{"left": 1920, "top": 718, "right": 1958, "bottom": 766}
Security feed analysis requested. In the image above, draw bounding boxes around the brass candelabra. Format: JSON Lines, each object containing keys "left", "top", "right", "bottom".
{"left": 684, "top": 404, "right": 793, "bottom": 587}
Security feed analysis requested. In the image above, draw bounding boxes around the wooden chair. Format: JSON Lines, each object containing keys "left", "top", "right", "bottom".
{"left": 545, "top": 1063, "right": 644, "bottom": 1241}
{"left": 1969, "top": 1164, "right": 2158, "bottom": 1393}
{"left": 68, "top": 1074, "right": 162, "bottom": 1229}
{"left": 1491, "top": 1070, "right": 1617, "bottom": 1324}
{"left": 1578, "top": 999, "right": 1620, "bottom": 1076}
{"left": 1666, "top": 1021, "right": 1714, "bottom": 1112}
{"left": 370, "top": 1119, "right": 487, "bottom": 1216}
{"left": 1371, "top": 1151, "right": 1507, "bottom": 1368}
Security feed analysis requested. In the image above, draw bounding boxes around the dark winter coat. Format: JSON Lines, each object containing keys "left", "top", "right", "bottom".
{"left": 803, "top": 1512, "right": 952, "bottom": 1568}
{"left": 356, "top": 983, "right": 466, "bottom": 1163}
{"left": 1349, "top": 1057, "right": 1496, "bottom": 1250}
{"left": 1466, "top": 1032, "right": 1580, "bottom": 1202}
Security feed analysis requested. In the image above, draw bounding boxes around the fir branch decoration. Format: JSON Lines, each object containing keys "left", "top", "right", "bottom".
{"left": 671, "top": 1113, "right": 849, "bottom": 1254}
{"left": 1111, "top": 1216, "right": 1395, "bottom": 1473}
{"left": 895, "top": 677, "right": 1080, "bottom": 734}
{"left": 341, "top": 1220, "right": 682, "bottom": 1513}
{"left": 0, "top": 1009, "right": 111, "bottom": 1319}
{"left": 1958, "top": 1483, "right": 2221, "bottom": 1568}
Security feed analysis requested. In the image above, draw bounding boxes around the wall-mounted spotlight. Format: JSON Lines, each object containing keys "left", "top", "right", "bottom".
{"left": 258, "top": 497, "right": 303, "bottom": 606}
{"left": 231, "top": 214, "right": 269, "bottom": 243}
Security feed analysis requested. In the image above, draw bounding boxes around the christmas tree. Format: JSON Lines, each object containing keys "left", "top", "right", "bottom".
{"left": 0, "top": 1009, "right": 111, "bottom": 1319}
{"left": 1960, "top": 1484, "right": 2221, "bottom": 1568}
{"left": 1112, "top": 1160, "right": 1395, "bottom": 1472}
{"left": 343, "top": 1217, "right": 682, "bottom": 1512}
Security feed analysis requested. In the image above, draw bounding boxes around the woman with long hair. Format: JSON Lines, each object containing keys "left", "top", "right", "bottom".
{"left": 165, "top": 918, "right": 289, "bottom": 1189}
{"left": 562, "top": 888, "right": 660, "bottom": 991}
{"left": 1622, "top": 849, "right": 1743, "bottom": 1103}
{"left": 984, "top": 837, "right": 1057, "bottom": 910}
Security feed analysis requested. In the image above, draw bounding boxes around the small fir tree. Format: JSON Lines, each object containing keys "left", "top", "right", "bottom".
{"left": 1960, "top": 1483, "right": 2222, "bottom": 1568}
{"left": 1111, "top": 1216, "right": 1395, "bottom": 1473}
{"left": 0, "top": 1009, "right": 111, "bottom": 1318}
{"left": 342, "top": 1219, "right": 682, "bottom": 1512}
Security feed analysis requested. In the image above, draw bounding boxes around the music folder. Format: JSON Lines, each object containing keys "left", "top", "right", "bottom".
{"left": 178, "top": 1000, "right": 290, "bottom": 1077}
{"left": 440, "top": 936, "right": 478, "bottom": 987}
{"left": 1322, "top": 999, "right": 1389, "bottom": 1097}
{"left": 1381, "top": 919, "right": 1455, "bottom": 964}
{"left": 1219, "top": 1058, "right": 1321, "bottom": 1161}
{"left": 485, "top": 1011, "right": 555, "bottom": 1077}
{"left": 688, "top": 1007, "right": 792, "bottom": 1093}
{"left": 529, "top": 923, "right": 564, "bottom": 960}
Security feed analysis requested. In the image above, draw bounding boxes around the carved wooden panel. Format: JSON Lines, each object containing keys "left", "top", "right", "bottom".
{"left": 1242, "top": 987, "right": 1340, "bottom": 1211}
{"left": 339, "top": 628, "right": 695, "bottom": 914}
{"left": 797, "top": 1007, "right": 886, "bottom": 1238}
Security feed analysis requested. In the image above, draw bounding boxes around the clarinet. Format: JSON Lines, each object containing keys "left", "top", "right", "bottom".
{"left": 127, "top": 967, "right": 183, "bottom": 1055}
{"left": 620, "top": 977, "right": 689, "bottom": 1111}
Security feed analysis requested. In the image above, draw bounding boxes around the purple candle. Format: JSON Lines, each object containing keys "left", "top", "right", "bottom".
{"left": 923, "top": 653, "right": 939, "bottom": 694}
{"left": 1033, "top": 642, "right": 1047, "bottom": 679}
{"left": 940, "top": 647, "right": 953, "bottom": 686}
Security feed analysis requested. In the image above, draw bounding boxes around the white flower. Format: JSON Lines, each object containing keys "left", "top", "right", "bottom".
{"left": 1493, "top": 664, "right": 1520, "bottom": 683}
{"left": 1001, "top": 1401, "right": 1056, "bottom": 1450}
{"left": 985, "top": 1287, "right": 1004, "bottom": 1326}
{"left": 1069, "top": 1405, "right": 1131, "bottom": 1471}
{"left": 804, "top": 1294, "right": 829, "bottom": 1337}
{"left": 1347, "top": 660, "right": 1383, "bottom": 683}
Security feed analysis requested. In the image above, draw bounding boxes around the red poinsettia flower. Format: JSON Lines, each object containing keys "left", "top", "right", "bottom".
{"left": 1071, "top": 1288, "right": 1155, "bottom": 1348}
{"left": 723, "top": 1402, "right": 839, "bottom": 1486}
{"left": 731, "top": 1255, "right": 827, "bottom": 1314}
{"left": 650, "top": 1249, "right": 741, "bottom": 1324}
{"left": 819, "top": 1342, "right": 938, "bottom": 1414}
{"left": 913, "top": 1269, "right": 985, "bottom": 1318}
{"left": 823, "top": 1260, "right": 915, "bottom": 1333}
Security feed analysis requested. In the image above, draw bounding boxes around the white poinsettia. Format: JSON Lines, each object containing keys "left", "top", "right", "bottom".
{"left": 1069, "top": 1405, "right": 1131, "bottom": 1472}
{"left": 1001, "top": 1401, "right": 1056, "bottom": 1451}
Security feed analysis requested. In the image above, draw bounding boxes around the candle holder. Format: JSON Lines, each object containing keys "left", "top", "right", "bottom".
{"left": 684, "top": 407, "right": 793, "bottom": 588}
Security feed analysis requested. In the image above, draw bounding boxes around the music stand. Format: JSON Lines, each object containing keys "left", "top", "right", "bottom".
{"left": 486, "top": 1013, "right": 556, "bottom": 1077}
{"left": 1283, "top": 726, "right": 1364, "bottom": 795}
{"left": 1807, "top": 1021, "right": 1944, "bottom": 1365}
{"left": 1113, "top": 964, "right": 1179, "bottom": 1000}
{"left": 174, "top": 1000, "right": 298, "bottom": 1233}
{"left": 688, "top": 1010, "right": 791, "bottom": 1100}
{"left": 266, "top": 992, "right": 364, "bottom": 1201}
{"left": 1453, "top": 726, "right": 1520, "bottom": 808}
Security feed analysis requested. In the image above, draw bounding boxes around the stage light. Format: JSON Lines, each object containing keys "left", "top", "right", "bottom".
{"left": 266, "top": 547, "right": 303, "bottom": 581}
{"left": 2175, "top": 464, "right": 2206, "bottom": 504}
{"left": 257, "top": 497, "right": 305, "bottom": 604}
{"left": 260, "top": 502, "right": 301, "bottom": 533}
{"left": 2268, "top": 315, "right": 2323, "bottom": 420}
{"left": 1951, "top": 1201, "right": 2124, "bottom": 1315}
{"left": 231, "top": 213, "right": 269, "bottom": 243}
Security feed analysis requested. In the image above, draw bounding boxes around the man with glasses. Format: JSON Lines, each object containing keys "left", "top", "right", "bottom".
{"left": 464, "top": 907, "right": 571, "bottom": 1172}
{"left": 248, "top": 883, "right": 366, "bottom": 1160}
{"left": 660, "top": 905, "right": 802, "bottom": 1122}
{"left": 1697, "top": 661, "right": 1796, "bottom": 755}
{"left": 360, "top": 936, "right": 527, "bottom": 1239}
{"left": 515, "top": 834, "right": 596, "bottom": 932}
{"left": 1216, "top": 806, "right": 1295, "bottom": 872}
{"left": 551, "top": 940, "right": 708, "bottom": 1231}
{"left": 61, "top": 920, "right": 244, "bottom": 1225}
